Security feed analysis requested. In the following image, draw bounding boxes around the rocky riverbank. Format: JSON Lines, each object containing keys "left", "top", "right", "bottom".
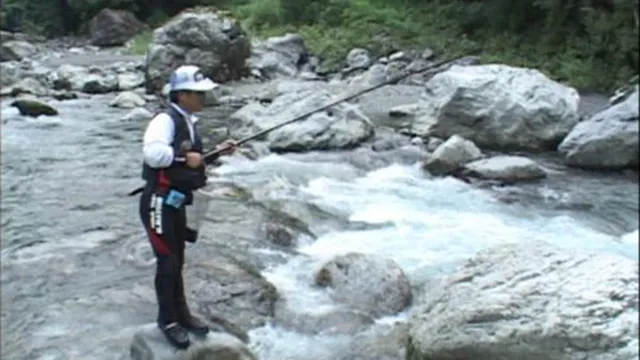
{"left": 1, "top": 6, "right": 638, "bottom": 360}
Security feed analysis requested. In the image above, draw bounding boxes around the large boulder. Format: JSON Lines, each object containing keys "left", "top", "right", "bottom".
{"left": 407, "top": 241, "right": 639, "bottom": 360}
{"left": 407, "top": 64, "right": 581, "bottom": 152}
{"left": 314, "top": 253, "right": 412, "bottom": 317}
{"left": 144, "top": 8, "right": 252, "bottom": 93}
{"left": 229, "top": 87, "right": 375, "bottom": 152}
{"left": 558, "top": 89, "right": 639, "bottom": 170}
{"left": 89, "top": 9, "right": 148, "bottom": 47}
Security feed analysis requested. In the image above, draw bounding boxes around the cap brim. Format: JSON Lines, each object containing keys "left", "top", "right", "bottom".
{"left": 163, "top": 79, "right": 219, "bottom": 94}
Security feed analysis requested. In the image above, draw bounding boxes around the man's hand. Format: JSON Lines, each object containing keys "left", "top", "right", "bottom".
{"left": 216, "top": 139, "right": 237, "bottom": 156}
{"left": 185, "top": 151, "right": 203, "bottom": 168}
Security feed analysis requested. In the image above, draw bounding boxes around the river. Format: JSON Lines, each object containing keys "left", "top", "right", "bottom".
{"left": 0, "top": 85, "right": 638, "bottom": 359}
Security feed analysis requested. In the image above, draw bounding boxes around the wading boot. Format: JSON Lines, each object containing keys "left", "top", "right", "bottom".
{"left": 179, "top": 314, "right": 210, "bottom": 336}
{"left": 160, "top": 322, "right": 190, "bottom": 349}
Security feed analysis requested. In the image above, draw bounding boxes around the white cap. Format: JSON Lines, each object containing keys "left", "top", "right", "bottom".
{"left": 163, "top": 65, "right": 218, "bottom": 94}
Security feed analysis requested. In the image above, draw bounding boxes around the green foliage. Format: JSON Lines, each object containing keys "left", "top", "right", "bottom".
{"left": 1, "top": 0, "right": 637, "bottom": 91}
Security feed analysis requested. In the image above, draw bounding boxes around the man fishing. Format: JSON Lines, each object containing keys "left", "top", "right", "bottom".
{"left": 138, "top": 64, "right": 236, "bottom": 349}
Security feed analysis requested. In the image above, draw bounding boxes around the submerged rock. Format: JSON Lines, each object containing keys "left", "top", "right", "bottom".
{"left": 407, "top": 241, "right": 639, "bottom": 360}
{"left": 462, "top": 155, "right": 547, "bottom": 182}
{"left": 130, "top": 323, "right": 257, "bottom": 360}
{"left": 315, "top": 253, "right": 412, "bottom": 317}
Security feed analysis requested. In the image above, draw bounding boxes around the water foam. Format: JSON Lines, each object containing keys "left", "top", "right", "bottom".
{"left": 235, "top": 159, "right": 637, "bottom": 359}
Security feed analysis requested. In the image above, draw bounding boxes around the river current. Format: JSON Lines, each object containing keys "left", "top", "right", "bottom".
{"left": 0, "top": 90, "right": 637, "bottom": 359}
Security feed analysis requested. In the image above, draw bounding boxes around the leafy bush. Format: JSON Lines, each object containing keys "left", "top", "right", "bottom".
{"left": 2, "top": 0, "right": 637, "bottom": 91}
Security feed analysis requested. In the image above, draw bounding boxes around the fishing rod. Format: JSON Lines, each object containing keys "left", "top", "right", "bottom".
{"left": 127, "top": 54, "right": 469, "bottom": 197}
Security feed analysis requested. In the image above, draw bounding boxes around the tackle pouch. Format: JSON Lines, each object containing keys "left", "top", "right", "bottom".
{"left": 164, "top": 189, "right": 186, "bottom": 209}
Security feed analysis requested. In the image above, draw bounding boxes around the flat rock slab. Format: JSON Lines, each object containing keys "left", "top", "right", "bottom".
{"left": 130, "top": 323, "right": 257, "bottom": 360}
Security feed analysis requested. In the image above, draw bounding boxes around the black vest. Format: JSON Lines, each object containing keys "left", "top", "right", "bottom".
{"left": 141, "top": 106, "right": 207, "bottom": 200}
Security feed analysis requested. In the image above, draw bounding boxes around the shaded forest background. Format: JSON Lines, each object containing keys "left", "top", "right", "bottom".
{"left": 2, "top": 0, "right": 638, "bottom": 91}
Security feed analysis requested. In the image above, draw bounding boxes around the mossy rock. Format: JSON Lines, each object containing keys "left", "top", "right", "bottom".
{"left": 11, "top": 99, "right": 59, "bottom": 117}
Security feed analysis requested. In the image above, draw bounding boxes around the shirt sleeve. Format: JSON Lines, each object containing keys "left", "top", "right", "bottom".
{"left": 142, "top": 113, "right": 175, "bottom": 168}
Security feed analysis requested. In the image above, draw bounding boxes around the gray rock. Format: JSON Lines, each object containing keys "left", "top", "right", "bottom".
{"left": 82, "top": 73, "right": 119, "bottom": 94}
{"left": 407, "top": 241, "right": 639, "bottom": 360}
{"left": 185, "top": 256, "right": 278, "bottom": 330}
{"left": 110, "top": 91, "right": 146, "bottom": 108}
{"left": 229, "top": 88, "right": 375, "bottom": 152}
{"left": 409, "top": 64, "right": 581, "bottom": 151}
{"left": 462, "top": 155, "right": 547, "bottom": 182}
{"left": 122, "top": 107, "right": 154, "bottom": 122}
{"left": 426, "top": 137, "right": 444, "bottom": 152}
{"left": 11, "top": 98, "right": 59, "bottom": 117}
{"left": 9, "top": 77, "right": 49, "bottom": 97}
{"left": 89, "top": 9, "right": 147, "bottom": 47}
{"left": 423, "top": 135, "right": 482, "bottom": 175}
{"left": 1, "top": 61, "right": 21, "bottom": 86}
{"left": 315, "top": 253, "right": 412, "bottom": 317}
{"left": 558, "top": 90, "right": 639, "bottom": 170}
{"left": 335, "top": 323, "right": 409, "bottom": 360}
{"left": 345, "top": 48, "right": 372, "bottom": 70}
{"left": 248, "top": 33, "right": 310, "bottom": 79}
{"left": 1, "top": 40, "right": 37, "bottom": 62}
{"left": 130, "top": 323, "right": 257, "bottom": 360}
{"left": 145, "top": 9, "right": 251, "bottom": 93}
{"left": 118, "top": 72, "right": 146, "bottom": 90}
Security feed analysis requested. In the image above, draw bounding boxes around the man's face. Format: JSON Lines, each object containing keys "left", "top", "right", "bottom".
{"left": 178, "top": 91, "right": 206, "bottom": 113}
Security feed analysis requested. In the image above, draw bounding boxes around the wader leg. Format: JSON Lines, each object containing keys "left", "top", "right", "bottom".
{"left": 139, "top": 190, "right": 186, "bottom": 327}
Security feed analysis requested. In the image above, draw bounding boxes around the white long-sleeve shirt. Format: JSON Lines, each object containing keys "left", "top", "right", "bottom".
{"left": 142, "top": 103, "right": 199, "bottom": 168}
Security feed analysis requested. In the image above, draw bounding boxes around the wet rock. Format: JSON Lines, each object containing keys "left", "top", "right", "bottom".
{"left": 407, "top": 241, "right": 639, "bottom": 360}
{"left": 83, "top": 73, "right": 120, "bottom": 94}
{"left": 130, "top": 323, "right": 257, "bottom": 360}
{"left": 409, "top": 64, "right": 581, "bottom": 152}
{"left": 145, "top": 8, "right": 251, "bottom": 93}
{"left": 51, "top": 91, "right": 78, "bottom": 101}
{"left": 118, "top": 72, "right": 146, "bottom": 90}
{"left": 110, "top": 91, "right": 146, "bottom": 108}
{"left": 229, "top": 88, "right": 375, "bottom": 152}
{"left": 558, "top": 90, "right": 639, "bottom": 170}
{"left": 315, "top": 253, "right": 412, "bottom": 317}
{"left": 50, "top": 64, "right": 89, "bottom": 91}
{"left": 122, "top": 107, "right": 154, "bottom": 122}
{"left": 274, "top": 305, "right": 375, "bottom": 335}
{"left": 0, "top": 61, "right": 20, "bottom": 87}
{"left": 370, "top": 131, "right": 412, "bottom": 152}
{"left": 335, "top": 323, "right": 409, "bottom": 360}
{"left": 462, "top": 155, "right": 547, "bottom": 182}
{"left": 248, "top": 33, "right": 311, "bottom": 79}
{"left": 1, "top": 40, "right": 37, "bottom": 62}
{"left": 186, "top": 255, "right": 279, "bottom": 330}
{"left": 89, "top": 9, "right": 147, "bottom": 47}
{"left": 425, "top": 137, "right": 444, "bottom": 152}
{"left": 8, "top": 77, "right": 49, "bottom": 97}
{"left": 11, "top": 99, "right": 58, "bottom": 117}
{"left": 423, "top": 134, "right": 482, "bottom": 176}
